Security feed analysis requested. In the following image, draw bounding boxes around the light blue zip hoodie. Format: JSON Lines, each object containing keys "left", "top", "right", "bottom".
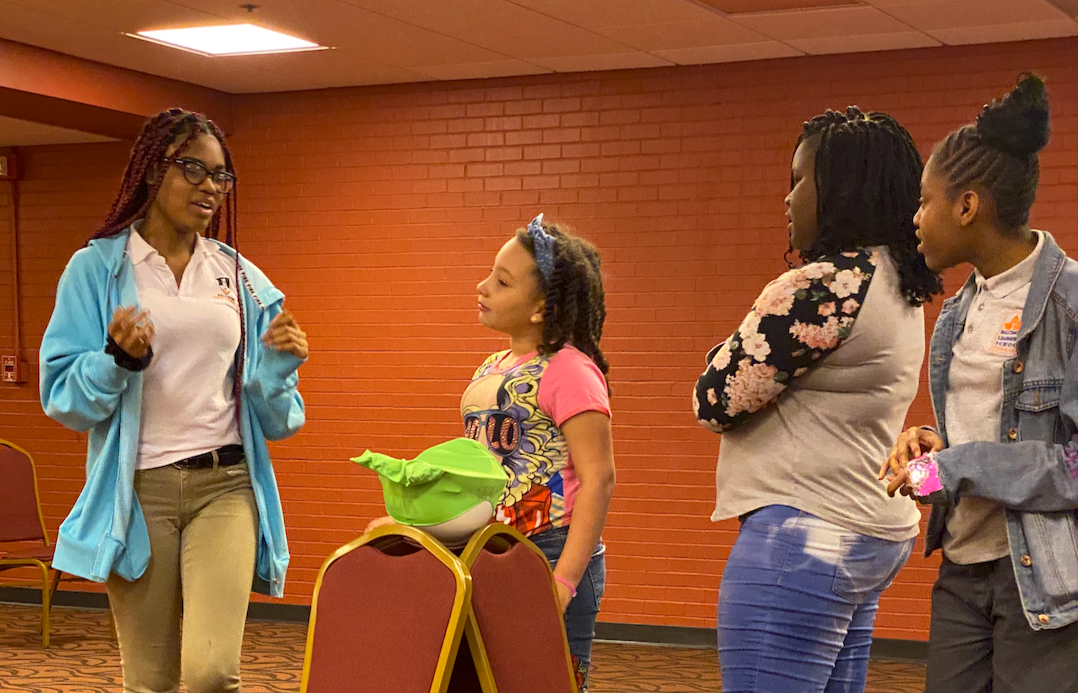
{"left": 40, "top": 227, "right": 303, "bottom": 597}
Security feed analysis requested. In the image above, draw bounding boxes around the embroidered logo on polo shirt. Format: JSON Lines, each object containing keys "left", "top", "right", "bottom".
{"left": 213, "top": 276, "right": 239, "bottom": 312}
{"left": 989, "top": 314, "right": 1021, "bottom": 357}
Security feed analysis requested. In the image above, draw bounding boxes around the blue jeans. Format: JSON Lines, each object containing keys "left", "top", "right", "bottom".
{"left": 717, "top": 505, "right": 914, "bottom": 693}
{"left": 530, "top": 526, "right": 606, "bottom": 692}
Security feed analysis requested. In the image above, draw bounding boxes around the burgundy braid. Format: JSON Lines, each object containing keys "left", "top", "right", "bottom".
{"left": 230, "top": 183, "right": 245, "bottom": 425}
{"left": 92, "top": 108, "right": 245, "bottom": 424}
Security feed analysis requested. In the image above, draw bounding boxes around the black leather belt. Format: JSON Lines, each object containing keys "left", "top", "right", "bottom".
{"left": 172, "top": 444, "right": 245, "bottom": 469}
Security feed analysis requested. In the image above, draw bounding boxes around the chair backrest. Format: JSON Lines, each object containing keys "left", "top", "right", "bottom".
{"left": 460, "top": 525, "right": 578, "bottom": 693}
{"left": 301, "top": 524, "right": 471, "bottom": 693}
{"left": 0, "top": 440, "right": 48, "bottom": 545}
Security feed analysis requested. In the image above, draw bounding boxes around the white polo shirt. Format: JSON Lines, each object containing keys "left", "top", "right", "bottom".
{"left": 129, "top": 229, "right": 243, "bottom": 471}
{"left": 942, "top": 231, "right": 1043, "bottom": 564}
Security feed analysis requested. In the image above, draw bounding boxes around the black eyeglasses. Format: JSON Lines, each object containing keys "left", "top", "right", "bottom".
{"left": 165, "top": 157, "right": 236, "bottom": 193}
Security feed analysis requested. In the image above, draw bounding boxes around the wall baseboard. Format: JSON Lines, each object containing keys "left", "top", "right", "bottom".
{"left": 591, "top": 621, "right": 927, "bottom": 660}
{"left": 0, "top": 586, "right": 927, "bottom": 661}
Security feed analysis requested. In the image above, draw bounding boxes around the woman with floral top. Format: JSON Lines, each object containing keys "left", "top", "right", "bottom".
{"left": 693, "top": 108, "right": 942, "bottom": 693}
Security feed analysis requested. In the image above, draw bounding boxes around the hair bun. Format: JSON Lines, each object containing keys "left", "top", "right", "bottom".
{"left": 975, "top": 72, "right": 1050, "bottom": 157}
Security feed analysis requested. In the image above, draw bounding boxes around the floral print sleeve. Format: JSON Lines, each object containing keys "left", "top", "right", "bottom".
{"left": 693, "top": 249, "right": 880, "bottom": 433}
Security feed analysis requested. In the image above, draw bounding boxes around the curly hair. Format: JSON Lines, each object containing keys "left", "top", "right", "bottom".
{"left": 929, "top": 72, "right": 1050, "bottom": 235}
{"left": 515, "top": 220, "right": 610, "bottom": 390}
{"left": 794, "top": 107, "right": 943, "bottom": 307}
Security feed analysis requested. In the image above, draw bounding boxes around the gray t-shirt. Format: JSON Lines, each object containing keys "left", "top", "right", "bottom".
{"left": 710, "top": 247, "right": 924, "bottom": 541}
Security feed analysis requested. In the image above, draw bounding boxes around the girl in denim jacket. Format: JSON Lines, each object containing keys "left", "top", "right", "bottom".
{"left": 882, "top": 74, "right": 1078, "bottom": 693}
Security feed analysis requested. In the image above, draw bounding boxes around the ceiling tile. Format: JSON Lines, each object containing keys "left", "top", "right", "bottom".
{"left": 175, "top": 0, "right": 513, "bottom": 67}
{"left": 791, "top": 31, "right": 940, "bottom": 53}
{"left": 413, "top": 60, "right": 550, "bottom": 81}
{"left": 0, "top": 2, "right": 276, "bottom": 91}
{"left": 221, "top": 49, "right": 432, "bottom": 92}
{"left": 929, "top": 19, "right": 1078, "bottom": 44}
{"left": 0, "top": 0, "right": 1072, "bottom": 94}
{"left": 870, "top": 0, "right": 1068, "bottom": 29}
{"left": 598, "top": 17, "right": 769, "bottom": 51}
{"left": 653, "top": 41, "right": 804, "bottom": 64}
{"left": 531, "top": 52, "right": 674, "bottom": 72}
{"left": 336, "top": 0, "right": 495, "bottom": 23}
{"left": 466, "top": 25, "right": 639, "bottom": 60}
{"left": 730, "top": 5, "right": 922, "bottom": 39}
{"left": 510, "top": 0, "right": 721, "bottom": 29}
{"left": 327, "top": 18, "right": 509, "bottom": 67}
{"left": 389, "top": 2, "right": 584, "bottom": 36}
{"left": 3, "top": 0, "right": 218, "bottom": 30}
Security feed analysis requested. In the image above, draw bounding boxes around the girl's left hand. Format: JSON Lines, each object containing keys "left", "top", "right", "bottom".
{"left": 364, "top": 516, "right": 396, "bottom": 534}
{"left": 263, "top": 309, "right": 308, "bottom": 360}
{"left": 554, "top": 578, "right": 573, "bottom": 616}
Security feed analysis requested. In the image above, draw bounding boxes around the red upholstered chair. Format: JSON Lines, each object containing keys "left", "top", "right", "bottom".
{"left": 459, "top": 524, "right": 579, "bottom": 693}
{"left": 0, "top": 439, "right": 63, "bottom": 647}
{"left": 300, "top": 523, "right": 472, "bottom": 693}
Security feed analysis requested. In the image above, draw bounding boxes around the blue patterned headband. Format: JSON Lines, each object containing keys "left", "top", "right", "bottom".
{"left": 527, "top": 213, "right": 555, "bottom": 284}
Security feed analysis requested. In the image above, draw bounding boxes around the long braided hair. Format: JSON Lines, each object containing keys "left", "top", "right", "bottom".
{"left": 516, "top": 220, "right": 610, "bottom": 392}
{"left": 91, "top": 108, "right": 238, "bottom": 244}
{"left": 93, "top": 108, "right": 246, "bottom": 420}
{"left": 929, "top": 73, "right": 1050, "bottom": 235}
{"left": 793, "top": 107, "right": 943, "bottom": 306}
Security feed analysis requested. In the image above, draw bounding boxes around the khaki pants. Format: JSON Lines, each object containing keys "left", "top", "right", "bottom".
{"left": 106, "top": 461, "right": 258, "bottom": 693}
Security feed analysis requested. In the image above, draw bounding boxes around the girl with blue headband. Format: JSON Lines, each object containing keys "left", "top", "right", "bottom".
{"left": 472, "top": 214, "right": 615, "bottom": 691}
{"left": 368, "top": 214, "right": 615, "bottom": 690}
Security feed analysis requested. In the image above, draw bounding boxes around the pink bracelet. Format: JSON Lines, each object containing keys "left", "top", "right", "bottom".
{"left": 554, "top": 575, "right": 578, "bottom": 598}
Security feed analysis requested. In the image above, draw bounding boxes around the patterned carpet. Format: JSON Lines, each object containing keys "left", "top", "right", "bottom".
{"left": 0, "top": 604, "right": 925, "bottom": 692}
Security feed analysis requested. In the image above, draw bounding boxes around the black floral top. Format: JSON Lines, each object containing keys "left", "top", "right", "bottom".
{"left": 693, "top": 249, "right": 880, "bottom": 433}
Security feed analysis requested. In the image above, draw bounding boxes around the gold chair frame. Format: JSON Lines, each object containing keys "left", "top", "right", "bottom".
{"left": 299, "top": 522, "right": 473, "bottom": 693}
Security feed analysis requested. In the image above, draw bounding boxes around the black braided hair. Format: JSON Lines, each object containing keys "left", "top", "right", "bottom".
{"left": 91, "top": 108, "right": 245, "bottom": 422}
{"left": 929, "top": 73, "right": 1050, "bottom": 234}
{"left": 515, "top": 221, "right": 610, "bottom": 392}
{"left": 794, "top": 107, "right": 943, "bottom": 306}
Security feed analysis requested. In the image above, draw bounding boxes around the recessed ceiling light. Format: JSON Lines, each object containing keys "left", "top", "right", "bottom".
{"left": 129, "top": 24, "right": 326, "bottom": 56}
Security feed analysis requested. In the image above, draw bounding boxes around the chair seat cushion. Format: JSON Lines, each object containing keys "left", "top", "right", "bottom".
{"left": 0, "top": 543, "right": 54, "bottom": 563}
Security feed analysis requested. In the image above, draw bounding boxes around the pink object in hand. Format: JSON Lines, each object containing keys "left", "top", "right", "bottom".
{"left": 907, "top": 453, "right": 943, "bottom": 497}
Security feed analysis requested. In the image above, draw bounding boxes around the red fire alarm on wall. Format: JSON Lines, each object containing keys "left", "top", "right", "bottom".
{"left": 2, "top": 355, "right": 22, "bottom": 383}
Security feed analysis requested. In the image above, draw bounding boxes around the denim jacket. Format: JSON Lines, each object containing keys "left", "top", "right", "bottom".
{"left": 925, "top": 231, "right": 1078, "bottom": 630}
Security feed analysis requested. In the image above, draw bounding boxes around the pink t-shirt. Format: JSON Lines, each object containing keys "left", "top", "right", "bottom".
{"left": 461, "top": 345, "right": 610, "bottom": 536}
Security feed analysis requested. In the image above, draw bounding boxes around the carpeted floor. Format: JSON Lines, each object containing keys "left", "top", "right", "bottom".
{"left": 0, "top": 604, "right": 925, "bottom": 692}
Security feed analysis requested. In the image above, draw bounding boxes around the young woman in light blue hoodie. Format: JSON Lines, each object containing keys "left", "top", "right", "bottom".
{"left": 40, "top": 109, "right": 307, "bottom": 693}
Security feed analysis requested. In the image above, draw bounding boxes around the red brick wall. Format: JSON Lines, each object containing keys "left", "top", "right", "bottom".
{"left": 2, "top": 38, "right": 1075, "bottom": 641}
